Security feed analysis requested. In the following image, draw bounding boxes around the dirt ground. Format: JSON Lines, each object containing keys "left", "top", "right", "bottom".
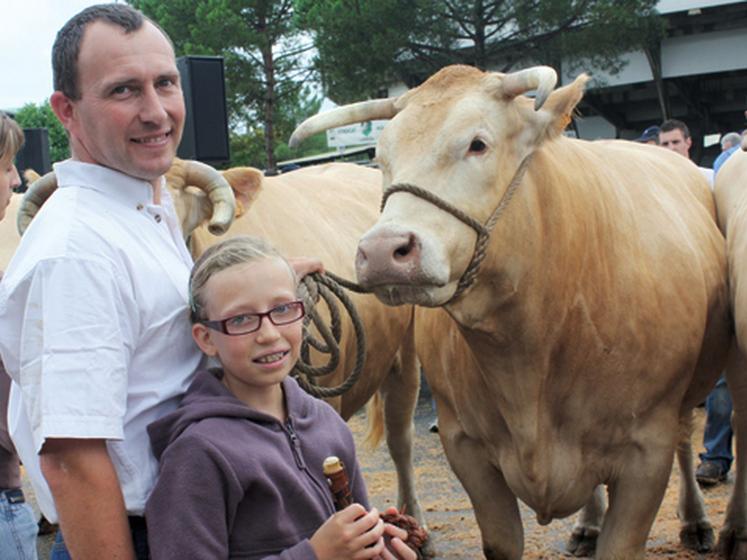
{"left": 351, "top": 389, "right": 732, "bottom": 559}
{"left": 25, "top": 388, "right": 731, "bottom": 559}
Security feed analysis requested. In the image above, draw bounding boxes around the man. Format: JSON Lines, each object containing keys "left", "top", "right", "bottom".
{"left": 633, "top": 125, "right": 660, "bottom": 145}
{"left": 0, "top": 6, "right": 414, "bottom": 559}
{"left": 0, "top": 6, "right": 197, "bottom": 558}
{"left": 659, "top": 118, "right": 714, "bottom": 185}
{"left": 713, "top": 131, "right": 744, "bottom": 175}
{"left": 694, "top": 129, "right": 745, "bottom": 487}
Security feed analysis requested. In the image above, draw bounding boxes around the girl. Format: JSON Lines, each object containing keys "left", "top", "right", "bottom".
{"left": 146, "top": 235, "right": 415, "bottom": 559}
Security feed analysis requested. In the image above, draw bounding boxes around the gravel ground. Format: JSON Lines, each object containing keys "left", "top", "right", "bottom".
{"left": 23, "top": 387, "right": 730, "bottom": 559}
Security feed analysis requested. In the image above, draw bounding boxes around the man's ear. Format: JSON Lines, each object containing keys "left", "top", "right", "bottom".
{"left": 50, "top": 91, "right": 74, "bottom": 128}
{"left": 192, "top": 323, "right": 218, "bottom": 357}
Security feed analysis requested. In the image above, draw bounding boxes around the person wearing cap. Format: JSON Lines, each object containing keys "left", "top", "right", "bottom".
{"left": 634, "top": 125, "right": 660, "bottom": 145}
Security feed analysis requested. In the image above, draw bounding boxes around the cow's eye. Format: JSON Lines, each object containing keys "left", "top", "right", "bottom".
{"left": 469, "top": 139, "right": 487, "bottom": 154}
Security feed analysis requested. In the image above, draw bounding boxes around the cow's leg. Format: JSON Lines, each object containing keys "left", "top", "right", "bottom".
{"left": 595, "top": 435, "right": 675, "bottom": 560}
{"left": 676, "top": 408, "right": 715, "bottom": 552}
{"left": 719, "top": 346, "right": 747, "bottom": 559}
{"left": 567, "top": 484, "right": 605, "bottom": 557}
{"left": 437, "top": 400, "right": 523, "bottom": 560}
{"left": 380, "top": 327, "right": 425, "bottom": 526}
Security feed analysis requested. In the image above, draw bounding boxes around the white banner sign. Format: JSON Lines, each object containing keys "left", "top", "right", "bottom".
{"left": 326, "top": 120, "right": 388, "bottom": 148}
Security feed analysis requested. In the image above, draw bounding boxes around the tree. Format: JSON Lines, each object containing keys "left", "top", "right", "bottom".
{"left": 297, "top": 0, "right": 663, "bottom": 103}
{"left": 14, "top": 102, "right": 70, "bottom": 164}
{"left": 130, "top": 0, "right": 319, "bottom": 172}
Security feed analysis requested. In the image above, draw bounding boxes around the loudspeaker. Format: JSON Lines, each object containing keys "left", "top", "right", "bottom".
{"left": 16, "top": 128, "right": 51, "bottom": 191}
{"left": 177, "top": 56, "right": 230, "bottom": 164}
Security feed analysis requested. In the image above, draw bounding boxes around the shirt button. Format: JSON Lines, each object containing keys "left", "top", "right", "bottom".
{"left": 136, "top": 204, "right": 144, "bottom": 211}
{"left": 155, "top": 214, "right": 162, "bottom": 223}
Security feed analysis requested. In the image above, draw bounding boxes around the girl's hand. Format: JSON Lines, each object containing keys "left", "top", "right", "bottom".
{"left": 376, "top": 507, "right": 418, "bottom": 560}
{"left": 310, "top": 504, "right": 388, "bottom": 560}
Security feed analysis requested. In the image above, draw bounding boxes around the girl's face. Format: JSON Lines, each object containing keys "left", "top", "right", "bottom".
{"left": 192, "top": 257, "right": 303, "bottom": 400}
{"left": 0, "top": 156, "right": 19, "bottom": 221}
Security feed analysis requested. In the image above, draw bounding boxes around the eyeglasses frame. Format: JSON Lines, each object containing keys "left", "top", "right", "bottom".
{"left": 200, "top": 300, "right": 306, "bottom": 336}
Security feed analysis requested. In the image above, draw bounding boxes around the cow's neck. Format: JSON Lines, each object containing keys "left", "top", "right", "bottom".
{"left": 443, "top": 140, "right": 616, "bottom": 412}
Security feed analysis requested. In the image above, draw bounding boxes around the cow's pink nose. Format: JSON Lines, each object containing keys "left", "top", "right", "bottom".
{"left": 356, "top": 232, "right": 422, "bottom": 286}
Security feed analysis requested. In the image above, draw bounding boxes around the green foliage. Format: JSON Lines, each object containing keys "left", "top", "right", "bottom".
{"left": 13, "top": 102, "right": 70, "bottom": 164}
{"left": 129, "top": 0, "right": 320, "bottom": 170}
{"left": 297, "top": 0, "right": 664, "bottom": 102}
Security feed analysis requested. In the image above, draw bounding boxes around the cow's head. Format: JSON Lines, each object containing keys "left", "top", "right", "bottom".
{"left": 290, "top": 65, "right": 588, "bottom": 307}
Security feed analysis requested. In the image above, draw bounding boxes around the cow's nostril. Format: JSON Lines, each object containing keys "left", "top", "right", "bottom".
{"left": 393, "top": 234, "right": 416, "bottom": 260}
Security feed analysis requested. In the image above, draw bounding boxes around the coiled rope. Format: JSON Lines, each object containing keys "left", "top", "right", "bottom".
{"left": 292, "top": 271, "right": 370, "bottom": 398}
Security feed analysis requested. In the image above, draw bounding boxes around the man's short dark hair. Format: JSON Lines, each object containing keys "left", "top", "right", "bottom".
{"left": 660, "top": 119, "right": 691, "bottom": 139}
{"left": 52, "top": 3, "right": 170, "bottom": 100}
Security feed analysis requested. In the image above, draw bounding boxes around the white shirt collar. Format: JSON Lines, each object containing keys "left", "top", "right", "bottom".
{"left": 53, "top": 160, "right": 165, "bottom": 210}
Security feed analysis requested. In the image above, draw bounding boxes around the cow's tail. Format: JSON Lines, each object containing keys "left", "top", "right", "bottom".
{"left": 364, "top": 390, "right": 385, "bottom": 450}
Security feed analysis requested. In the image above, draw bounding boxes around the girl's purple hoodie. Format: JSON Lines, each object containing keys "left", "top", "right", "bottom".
{"left": 145, "top": 368, "right": 369, "bottom": 559}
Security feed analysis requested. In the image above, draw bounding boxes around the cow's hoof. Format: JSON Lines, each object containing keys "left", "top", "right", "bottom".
{"left": 679, "top": 520, "right": 714, "bottom": 552}
{"left": 566, "top": 526, "right": 599, "bottom": 557}
{"left": 719, "top": 525, "right": 747, "bottom": 559}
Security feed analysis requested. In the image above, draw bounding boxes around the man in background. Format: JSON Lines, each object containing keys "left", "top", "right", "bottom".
{"left": 659, "top": 119, "right": 714, "bottom": 185}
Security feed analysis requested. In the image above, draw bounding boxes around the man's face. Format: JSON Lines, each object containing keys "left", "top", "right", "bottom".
{"left": 659, "top": 128, "right": 691, "bottom": 158}
{"left": 51, "top": 21, "right": 185, "bottom": 184}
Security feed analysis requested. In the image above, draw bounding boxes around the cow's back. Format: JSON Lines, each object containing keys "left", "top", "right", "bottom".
{"left": 190, "top": 163, "right": 412, "bottom": 417}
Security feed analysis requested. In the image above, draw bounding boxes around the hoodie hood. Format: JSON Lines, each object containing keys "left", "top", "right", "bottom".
{"left": 148, "top": 368, "right": 311, "bottom": 460}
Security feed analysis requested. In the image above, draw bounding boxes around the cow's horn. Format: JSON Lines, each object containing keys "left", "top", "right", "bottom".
{"left": 18, "top": 171, "right": 57, "bottom": 236}
{"left": 180, "top": 160, "right": 236, "bottom": 236}
{"left": 289, "top": 97, "right": 399, "bottom": 148}
{"left": 502, "top": 66, "right": 558, "bottom": 111}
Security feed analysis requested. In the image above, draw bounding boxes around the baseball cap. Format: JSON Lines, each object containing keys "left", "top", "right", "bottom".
{"left": 634, "top": 125, "right": 661, "bottom": 143}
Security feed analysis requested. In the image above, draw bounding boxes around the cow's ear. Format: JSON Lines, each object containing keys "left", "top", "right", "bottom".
{"left": 539, "top": 73, "right": 589, "bottom": 139}
{"left": 221, "top": 167, "right": 264, "bottom": 218}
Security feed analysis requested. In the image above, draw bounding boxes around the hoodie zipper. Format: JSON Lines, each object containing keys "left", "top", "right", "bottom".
{"left": 284, "top": 418, "right": 337, "bottom": 512}
{"left": 284, "top": 418, "right": 306, "bottom": 469}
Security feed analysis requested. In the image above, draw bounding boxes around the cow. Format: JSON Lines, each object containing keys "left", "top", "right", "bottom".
{"left": 714, "top": 146, "right": 747, "bottom": 557}
{"left": 288, "top": 64, "right": 740, "bottom": 559}
{"left": 15, "top": 160, "right": 426, "bottom": 534}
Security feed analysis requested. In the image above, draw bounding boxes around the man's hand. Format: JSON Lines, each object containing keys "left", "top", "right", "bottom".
{"left": 41, "top": 438, "right": 135, "bottom": 560}
{"left": 287, "top": 256, "right": 324, "bottom": 280}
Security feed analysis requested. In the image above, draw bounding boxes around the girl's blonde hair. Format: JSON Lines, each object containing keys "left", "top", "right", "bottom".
{"left": 0, "top": 112, "right": 24, "bottom": 164}
{"left": 189, "top": 235, "right": 297, "bottom": 322}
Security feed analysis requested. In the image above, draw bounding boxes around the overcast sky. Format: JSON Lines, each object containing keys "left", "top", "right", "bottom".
{"left": 1, "top": 0, "right": 106, "bottom": 111}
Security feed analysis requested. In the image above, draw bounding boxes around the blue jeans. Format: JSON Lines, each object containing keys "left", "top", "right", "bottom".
{"left": 51, "top": 517, "right": 149, "bottom": 560}
{"left": 699, "top": 376, "right": 733, "bottom": 473}
{"left": 0, "top": 488, "right": 39, "bottom": 560}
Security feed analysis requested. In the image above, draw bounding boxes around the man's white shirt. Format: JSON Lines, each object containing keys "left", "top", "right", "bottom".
{"left": 0, "top": 161, "right": 203, "bottom": 521}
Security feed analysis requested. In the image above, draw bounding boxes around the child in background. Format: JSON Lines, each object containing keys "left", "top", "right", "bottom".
{"left": 0, "top": 112, "right": 39, "bottom": 560}
{"left": 145, "top": 235, "right": 415, "bottom": 559}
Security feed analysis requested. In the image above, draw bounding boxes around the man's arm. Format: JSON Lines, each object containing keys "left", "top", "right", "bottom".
{"left": 41, "top": 438, "right": 135, "bottom": 560}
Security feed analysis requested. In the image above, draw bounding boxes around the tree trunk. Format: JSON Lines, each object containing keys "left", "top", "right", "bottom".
{"left": 260, "top": 14, "right": 277, "bottom": 174}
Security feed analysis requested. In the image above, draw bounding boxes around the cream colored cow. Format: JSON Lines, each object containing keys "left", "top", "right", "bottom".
{"left": 290, "top": 65, "right": 738, "bottom": 559}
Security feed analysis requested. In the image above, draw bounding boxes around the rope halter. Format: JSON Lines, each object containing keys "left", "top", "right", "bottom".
{"left": 379, "top": 153, "right": 533, "bottom": 305}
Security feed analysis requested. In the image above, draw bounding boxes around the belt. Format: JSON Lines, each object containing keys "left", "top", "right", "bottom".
{"left": 128, "top": 515, "right": 147, "bottom": 531}
{"left": 0, "top": 488, "right": 25, "bottom": 504}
